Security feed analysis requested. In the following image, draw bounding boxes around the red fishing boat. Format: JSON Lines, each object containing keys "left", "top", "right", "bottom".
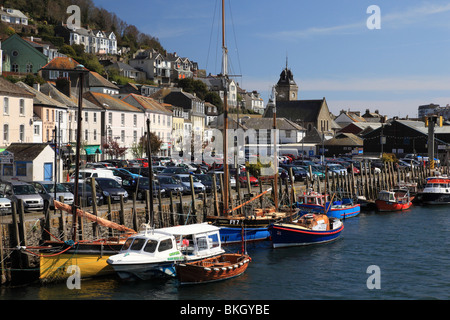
{"left": 375, "top": 189, "right": 413, "bottom": 212}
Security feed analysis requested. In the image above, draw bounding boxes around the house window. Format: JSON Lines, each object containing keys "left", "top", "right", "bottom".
{"left": 121, "top": 130, "right": 125, "bottom": 142}
{"left": 11, "top": 63, "right": 18, "bottom": 72}
{"left": 16, "top": 162, "right": 27, "bottom": 176}
{"left": 34, "top": 125, "right": 39, "bottom": 135}
{"left": 46, "top": 109, "right": 49, "bottom": 121}
{"left": 108, "top": 112, "right": 112, "bottom": 124}
{"left": 85, "top": 112, "right": 88, "bottom": 122}
{"left": 133, "top": 130, "right": 137, "bottom": 142}
{"left": 121, "top": 113, "right": 125, "bottom": 126}
{"left": 19, "top": 125, "right": 24, "bottom": 141}
{"left": 93, "top": 112, "right": 97, "bottom": 123}
{"left": 93, "top": 129, "right": 97, "bottom": 141}
{"left": 26, "top": 63, "right": 33, "bottom": 73}
{"left": 3, "top": 97, "right": 9, "bottom": 115}
{"left": 52, "top": 110, "right": 54, "bottom": 122}
{"left": 46, "top": 129, "right": 49, "bottom": 141}
{"left": 19, "top": 99, "right": 25, "bottom": 115}
{"left": 286, "top": 130, "right": 291, "bottom": 138}
{"left": 85, "top": 129, "right": 89, "bottom": 141}
{"left": 3, "top": 124, "right": 8, "bottom": 141}
{"left": 3, "top": 164, "right": 13, "bottom": 176}
{"left": 133, "top": 114, "right": 137, "bottom": 127}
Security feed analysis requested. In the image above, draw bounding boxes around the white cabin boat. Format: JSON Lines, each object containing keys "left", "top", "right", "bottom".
{"left": 107, "top": 223, "right": 225, "bottom": 280}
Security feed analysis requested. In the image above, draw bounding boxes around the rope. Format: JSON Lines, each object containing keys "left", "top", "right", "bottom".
{"left": 21, "top": 241, "right": 78, "bottom": 258}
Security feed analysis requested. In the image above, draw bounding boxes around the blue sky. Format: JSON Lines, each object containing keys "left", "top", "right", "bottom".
{"left": 92, "top": 0, "right": 450, "bottom": 117}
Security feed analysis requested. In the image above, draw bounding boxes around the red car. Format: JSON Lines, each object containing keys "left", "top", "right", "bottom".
{"left": 134, "top": 158, "right": 149, "bottom": 167}
{"left": 238, "top": 171, "right": 259, "bottom": 188}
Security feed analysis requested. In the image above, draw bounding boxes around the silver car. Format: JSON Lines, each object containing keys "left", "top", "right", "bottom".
{"left": 31, "top": 181, "right": 74, "bottom": 209}
{"left": 0, "top": 180, "right": 44, "bottom": 212}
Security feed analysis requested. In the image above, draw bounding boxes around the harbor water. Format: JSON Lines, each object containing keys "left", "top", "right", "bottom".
{"left": 0, "top": 205, "right": 448, "bottom": 301}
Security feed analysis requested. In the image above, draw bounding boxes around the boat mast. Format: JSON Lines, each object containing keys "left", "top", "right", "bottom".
{"left": 222, "top": 0, "right": 230, "bottom": 215}
{"left": 146, "top": 118, "right": 154, "bottom": 226}
{"left": 272, "top": 86, "right": 278, "bottom": 211}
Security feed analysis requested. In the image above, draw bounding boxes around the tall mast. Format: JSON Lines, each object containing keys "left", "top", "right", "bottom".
{"left": 272, "top": 86, "right": 278, "bottom": 211}
{"left": 222, "top": 0, "right": 229, "bottom": 215}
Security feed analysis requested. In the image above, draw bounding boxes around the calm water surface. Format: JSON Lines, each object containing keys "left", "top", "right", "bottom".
{"left": 1, "top": 205, "right": 449, "bottom": 300}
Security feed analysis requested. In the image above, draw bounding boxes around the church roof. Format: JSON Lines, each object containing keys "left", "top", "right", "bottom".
{"left": 263, "top": 98, "right": 327, "bottom": 123}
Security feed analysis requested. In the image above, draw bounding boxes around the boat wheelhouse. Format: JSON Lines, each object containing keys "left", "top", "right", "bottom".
{"left": 107, "top": 223, "right": 225, "bottom": 280}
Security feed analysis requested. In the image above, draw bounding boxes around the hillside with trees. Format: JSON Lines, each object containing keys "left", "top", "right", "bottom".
{"left": 0, "top": 0, "right": 166, "bottom": 57}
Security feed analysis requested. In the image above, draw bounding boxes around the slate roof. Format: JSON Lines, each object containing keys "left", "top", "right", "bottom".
{"left": 15, "top": 82, "right": 67, "bottom": 108}
{"left": 121, "top": 93, "right": 171, "bottom": 115}
{"left": 324, "top": 133, "right": 363, "bottom": 146}
{"left": 83, "top": 91, "right": 143, "bottom": 113}
{"left": 0, "top": 77, "right": 34, "bottom": 98}
{"left": 88, "top": 72, "right": 119, "bottom": 90}
{"left": 5, "top": 143, "right": 49, "bottom": 161}
{"left": 263, "top": 99, "right": 326, "bottom": 122}
{"left": 240, "top": 117, "right": 304, "bottom": 130}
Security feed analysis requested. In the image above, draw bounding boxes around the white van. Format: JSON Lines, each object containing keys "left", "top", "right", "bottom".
{"left": 70, "top": 169, "right": 122, "bottom": 184}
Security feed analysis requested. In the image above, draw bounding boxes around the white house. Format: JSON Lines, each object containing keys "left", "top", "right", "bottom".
{"left": 120, "top": 93, "right": 173, "bottom": 156}
{"left": 0, "top": 7, "right": 28, "bottom": 25}
{"left": 84, "top": 91, "right": 145, "bottom": 159}
{"left": 3, "top": 143, "right": 63, "bottom": 182}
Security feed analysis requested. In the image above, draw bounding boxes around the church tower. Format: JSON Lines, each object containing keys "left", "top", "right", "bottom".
{"left": 275, "top": 59, "right": 298, "bottom": 101}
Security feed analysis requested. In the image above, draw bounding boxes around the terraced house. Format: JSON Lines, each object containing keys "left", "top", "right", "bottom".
{"left": 55, "top": 24, "right": 117, "bottom": 55}
{"left": 0, "top": 77, "right": 34, "bottom": 150}
{"left": 83, "top": 92, "right": 145, "bottom": 160}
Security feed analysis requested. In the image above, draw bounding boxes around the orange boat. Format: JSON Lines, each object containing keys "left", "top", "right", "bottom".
{"left": 175, "top": 253, "right": 251, "bottom": 284}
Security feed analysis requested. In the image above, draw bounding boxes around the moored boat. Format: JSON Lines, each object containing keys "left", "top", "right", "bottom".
{"left": 37, "top": 200, "right": 135, "bottom": 282}
{"left": 415, "top": 176, "right": 450, "bottom": 205}
{"left": 375, "top": 189, "right": 413, "bottom": 212}
{"left": 269, "top": 213, "right": 343, "bottom": 248}
{"left": 296, "top": 190, "right": 360, "bottom": 219}
{"left": 175, "top": 253, "right": 251, "bottom": 284}
{"left": 106, "top": 223, "right": 225, "bottom": 280}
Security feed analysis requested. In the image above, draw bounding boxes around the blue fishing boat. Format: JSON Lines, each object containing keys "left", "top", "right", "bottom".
{"left": 269, "top": 213, "right": 344, "bottom": 248}
{"left": 296, "top": 190, "right": 360, "bottom": 219}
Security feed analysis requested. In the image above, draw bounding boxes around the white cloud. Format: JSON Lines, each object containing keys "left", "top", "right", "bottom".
{"left": 261, "top": 2, "right": 450, "bottom": 40}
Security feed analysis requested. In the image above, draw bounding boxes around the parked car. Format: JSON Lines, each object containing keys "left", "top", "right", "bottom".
{"left": 122, "top": 177, "right": 165, "bottom": 199}
{"left": 30, "top": 181, "right": 74, "bottom": 209}
{"left": 237, "top": 171, "right": 259, "bottom": 188}
{"left": 85, "top": 177, "right": 128, "bottom": 204}
{"left": 280, "top": 164, "right": 308, "bottom": 181}
{"left": 156, "top": 175, "right": 184, "bottom": 194}
{"left": 194, "top": 174, "right": 221, "bottom": 193}
{"left": 160, "top": 166, "right": 189, "bottom": 175}
{"left": 110, "top": 168, "right": 143, "bottom": 182}
{"left": 134, "top": 158, "right": 149, "bottom": 167}
{"left": 62, "top": 182, "right": 104, "bottom": 207}
{"left": 85, "top": 162, "right": 115, "bottom": 169}
{"left": 0, "top": 180, "right": 44, "bottom": 212}
{"left": 0, "top": 194, "right": 12, "bottom": 216}
{"left": 326, "top": 163, "right": 348, "bottom": 176}
{"left": 126, "top": 167, "right": 150, "bottom": 177}
{"left": 209, "top": 171, "right": 236, "bottom": 188}
{"left": 70, "top": 168, "right": 122, "bottom": 184}
{"left": 172, "top": 174, "right": 205, "bottom": 194}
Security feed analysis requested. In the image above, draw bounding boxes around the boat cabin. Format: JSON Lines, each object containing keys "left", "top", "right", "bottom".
{"left": 118, "top": 223, "right": 224, "bottom": 260}
{"left": 298, "top": 190, "right": 329, "bottom": 207}
{"left": 377, "top": 190, "right": 410, "bottom": 203}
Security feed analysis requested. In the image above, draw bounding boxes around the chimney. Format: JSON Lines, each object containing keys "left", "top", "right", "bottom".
{"left": 55, "top": 77, "right": 71, "bottom": 98}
